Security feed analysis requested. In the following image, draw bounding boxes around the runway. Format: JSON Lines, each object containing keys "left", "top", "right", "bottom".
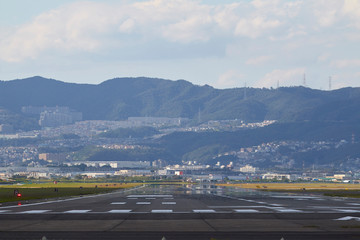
{"left": 1, "top": 184, "right": 360, "bottom": 239}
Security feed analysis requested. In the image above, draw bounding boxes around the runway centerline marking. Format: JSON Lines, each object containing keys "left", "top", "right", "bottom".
{"left": 65, "top": 210, "right": 91, "bottom": 213}
{"left": 136, "top": 202, "right": 151, "bottom": 205}
{"left": 162, "top": 202, "right": 176, "bottom": 205}
{"left": 111, "top": 202, "right": 126, "bottom": 205}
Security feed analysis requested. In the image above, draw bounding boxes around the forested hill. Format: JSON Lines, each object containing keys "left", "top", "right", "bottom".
{"left": 1, "top": 76, "right": 360, "bottom": 122}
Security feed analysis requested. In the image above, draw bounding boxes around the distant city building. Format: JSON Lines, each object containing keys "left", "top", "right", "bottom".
{"left": 262, "top": 173, "right": 290, "bottom": 181}
{"left": 39, "top": 153, "right": 67, "bottom": 163}
{"left": 36, "top": 107, "right": 82, "bottom": 128}
{"left": 239, "top": 165, "right": 257, "bottom": 173}
{"left": 66, "top": 161, "right": 151, "bottom": 169}
{"left": 128, "top": 117, "right": 188, "bottom": 126}
{"left": 0, "top": 124, "right": 14, "bottom": 134}
{"left": 22, "top": 106, "right": 70, "bottom": 115}
{"left": 152, "top": 159, "right": 167, "bottom": 168}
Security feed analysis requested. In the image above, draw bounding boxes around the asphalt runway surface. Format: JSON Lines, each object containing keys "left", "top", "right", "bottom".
{"left": 1, "top": 184, "right": 360, "bottom": 240}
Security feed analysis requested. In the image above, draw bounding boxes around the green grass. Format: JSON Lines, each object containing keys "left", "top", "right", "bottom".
{"left": 0, "top": 182, "right": 142, "bottom": 203}
{"left": 0, "top": 188, "right": 115, "bottom": 203}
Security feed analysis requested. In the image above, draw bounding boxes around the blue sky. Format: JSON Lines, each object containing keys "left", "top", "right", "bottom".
{"left": 1, "top": 0, "right": 360, "bottom": 89}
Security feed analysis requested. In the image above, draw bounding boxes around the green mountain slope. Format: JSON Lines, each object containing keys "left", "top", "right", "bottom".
{"left": 0, "top": 76, "right": 359, "bottom": 123}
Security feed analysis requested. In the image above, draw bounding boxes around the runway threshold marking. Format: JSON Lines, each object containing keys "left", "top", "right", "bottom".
{"left": 65, "top": 210, "right": 91, "bottom": 213}
{"left": 108, "top": 210, "right": 132, "bottom": 213}
{"left": 111, "top": 202, "right": 127, "bottom": 205}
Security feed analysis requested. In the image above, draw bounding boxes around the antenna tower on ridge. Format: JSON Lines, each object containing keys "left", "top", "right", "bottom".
{"left": 303, "top": 73, "right": 306, "bottom": 87}
{"left": 329, "top": 76, "right": 332, "bottom": 90}
{"left": 244, "top": 82, "right": 247, "bottom": 100}
{"left": 198, "top": 108, "right": 201, "bottom": 124}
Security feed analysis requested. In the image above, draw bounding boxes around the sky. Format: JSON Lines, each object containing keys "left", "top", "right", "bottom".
{"left": 0, "top": 0, "right": 360, "bottom": 90}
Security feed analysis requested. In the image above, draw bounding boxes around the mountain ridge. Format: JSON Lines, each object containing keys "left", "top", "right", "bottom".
{"left": 0, "top": 76, "right": 359, "bottom": 125}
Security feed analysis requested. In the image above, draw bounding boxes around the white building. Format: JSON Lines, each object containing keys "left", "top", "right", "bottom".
{"left": 262, "top": 173, "right": 290, "bottom": 181}
{"left": 239, "top": 165, "right": 257, "bottom": 173}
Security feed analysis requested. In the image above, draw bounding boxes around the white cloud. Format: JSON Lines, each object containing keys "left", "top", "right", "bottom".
{"left": 331, "top": 59, "right": 360, "bottom": 68}
{"left": 0, "top": 0, "right": 311, "bottom": 62}
{"left": 313, "top": 0, "right": 343, "bottom": 27}
{"left": 256, "top": 68, "right": 305, "bottom": 88}
{"left": 235, "top": 17, "right": 281, "bottom": 38}
{"left": 215, "top": 70, "right": 244, "bottom": 89}
{"left": 246, "top": 55, "right": 272, "bottom": 65}
{"left": 342, "top": 0, "right": 360, "bottom": 28}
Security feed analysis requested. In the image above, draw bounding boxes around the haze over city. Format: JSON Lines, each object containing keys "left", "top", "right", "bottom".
{"left": 1, "top": 1, "right": 360, "bottom": 239}
{"left": 1, "top": 0, "right": 360, "bottom": 89}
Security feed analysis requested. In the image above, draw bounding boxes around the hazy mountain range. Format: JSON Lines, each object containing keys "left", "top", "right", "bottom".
{"left": 1, "top": 76, "right": 360, "bottom": 124}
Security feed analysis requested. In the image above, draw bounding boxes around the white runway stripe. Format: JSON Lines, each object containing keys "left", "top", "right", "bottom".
{"left": 152, "top": 210, "right": 173, "bottom": 213}
{"left": 276, "top": 209, "right": 302, "bottom": 213}
{"left": 193, "top": 209, "right": 216, "bottom": 213}
{"left": 335, "top": 209, "right": 360, "bottom": 213}
{"left": 21, "top": 210, "right": 50, "bottom": 214}
{"left": 208, "top": 206, "right": 265, "bottom": 208}
{"left": 234, "top": 209, "right": 259, "bottom": 213}
{"left": 136, "top": 202, "right": 151, "bottom": 205}
{"left": 0, "top": 210, "right": 10, "bottom": 213}
{"left": 162, "top": 202, "right": 176, "bottom": 205}
{"left": 111, "top": 202, "right": 126, "bottom": 205}
{"left": 65, "top": 210, "right": 91, "bottom": 213}
{"left": 108, "top": 210, "right": 132, "bottom": 213}
{"left": 127, "top": 195, "right": 173, "bottom": 198}
{"left": 335, "top": 216, "right": 360, "bottom": 221}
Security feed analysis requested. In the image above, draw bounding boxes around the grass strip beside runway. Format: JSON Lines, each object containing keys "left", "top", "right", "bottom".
{"left": 216, "top": 182, "right": 360, "bottom": 190}
{"left": 0, "top": 182, "right": 141, "bottom": 203}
